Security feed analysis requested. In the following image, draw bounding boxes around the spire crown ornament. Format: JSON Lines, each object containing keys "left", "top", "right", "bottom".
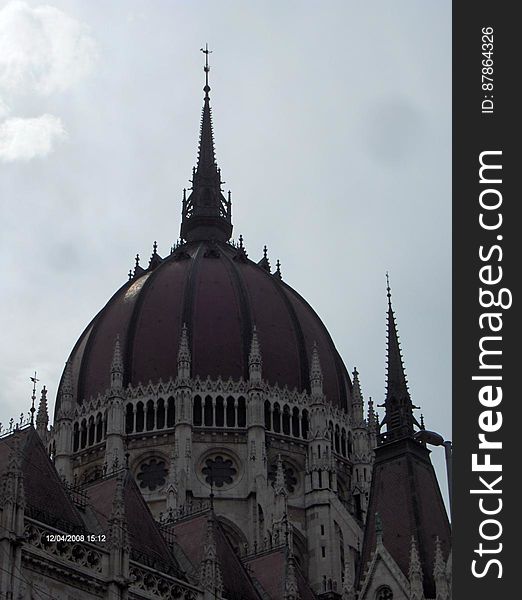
{"left": 181, "top": 47, "right": 232, "bottom": 243}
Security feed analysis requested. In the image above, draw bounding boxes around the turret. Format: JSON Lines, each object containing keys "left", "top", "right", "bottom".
{"left": 409, "top": 537, "right": 425, "bottom": 600}
{"left": 36, "top": 385, "right": 49, "bottom": 439}
{"left": 54, "top": 361, "right": 74, "bottom": 481}
{"left": 104, "top": 336, "right": 126, "bottom": 470}
{"left": 199, "top": 512, "right": 223, "bottom": 600}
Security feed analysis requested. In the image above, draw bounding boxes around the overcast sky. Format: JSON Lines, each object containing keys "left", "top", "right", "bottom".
{"left": 0, "top": 0, "right": 451, "bottom": 502}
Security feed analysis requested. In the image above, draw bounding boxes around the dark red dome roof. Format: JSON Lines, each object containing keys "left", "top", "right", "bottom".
{"left": 57, "top": 240, "right": 352, "bottom": 412}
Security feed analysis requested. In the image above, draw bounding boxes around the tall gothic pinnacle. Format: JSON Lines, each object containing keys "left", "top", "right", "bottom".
{"left": 409, "top": 536, "right": 425, "bottom": 600}
{"left": 177, "top": 323, "right": 191, "bottom": 379}
{"left": 110, "top": 335, "right": 124, "bottom": 390}
{"left": 199, "top": 512, "right": 223, "bottom": 597}
{"left": 36, "top": 386, "right": 49, "bottom": 433}
{"left": 108, "top": 473, "right": 130, "bottom": 551}
{"left": 248, "top": 325, "right": 262, "bottom": 382}
{"left": 383, "top": 275, "right": 416, "bottom": 440}
{"left": 352, "top": 367, "right": 364, "bottom": 424}
{"left": 310, "top": 342, "right": 323, "bottom": 397}
{"left": 274, "top": 454, "right": 287, "bottom": 496}
{"left": 181, "top": 46, "right": 232, "bottom": 243}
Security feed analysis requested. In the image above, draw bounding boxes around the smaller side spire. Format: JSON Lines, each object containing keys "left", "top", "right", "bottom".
{"left": 248, "top": 325, "right": 262, "bottom": 383}
{"left": 352, "top": 367, "right": 364, "bottom": 424}
{"left": 199, "top": 513, "right": 223, "bottom": 599}
{"left": 310, "top": 342, "right": 323, "bottom": 398}
{"left": 383, "top": 275, "right": 417, "bottom": 442}
{"left": 36, "top": 386, "right": 49, "bottom": 435}
{"left": 148, "top": 240, "right": 162, "bottom": 270}
{"left": 107, "top": 473, "right": 130, "bottom": 552}
{"left": 274, "top": 454, "right": 287, "bottom": 497}
{"left": 375, "top": 512, "right": 383, "bottom": 545}
{"left": 408, "top": 537, "right": 425, "bottom": 600}
{"left": 58, "top": 360, "right": 73, "bottom": 419}
{"left": 257, "top": 245, "right": 271, "bottom": 272}
{"left": 110, "top": 335, "right": 124, "bottom": 390}
{"left": 1, "top": 432, "right": 25, "bottom": 511}
{"left": 433, "top": 538, "right": 450, "bottom": 600}
{"left": 283, "top": 546, "right": 300, "bottom": 600}
{"left": 342, "top": 560, "right": 356, "bottom": 600}
{"left": 274, "top": 259, "right": 282, "bottom": 280}
{"left": 177, "top": 324, "right": 191, "bottom": 380}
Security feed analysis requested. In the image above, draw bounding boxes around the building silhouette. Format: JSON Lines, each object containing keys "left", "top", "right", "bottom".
{"left": 0, "top": 55, "right": 450, "bottom": 600}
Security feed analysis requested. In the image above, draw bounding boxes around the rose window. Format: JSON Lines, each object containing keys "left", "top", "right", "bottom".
{"left": 376, "top": 586, "right": 393, "bottom": 600}
{"left": 202, "top": 456, "right": 237, "bottom": 487}
{"left": 268, "top": 460, "right": 298, "bottom": 493}
{"left": 137, "top": 458, "right": 168, "bottom": 491}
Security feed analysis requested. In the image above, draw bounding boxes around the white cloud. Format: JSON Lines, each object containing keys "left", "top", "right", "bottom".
{"left": 0, "top": 113, "right": 66, "bottom": 161}
{"left": 0, "top": 97, "right": 9, "bottom": 119}
{"left": 0, "top": 1, "right": 98, "bottom": 96}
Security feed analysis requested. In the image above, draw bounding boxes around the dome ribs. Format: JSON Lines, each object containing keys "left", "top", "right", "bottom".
{"left": 75, "top": 276, "right": 138, "bottom": 405}
{"left": 58, "top": 240, "right": 351, "bottom": 412}
{"left": 220, "top": 246, "right": 254, "bottom": 381}
{"left": 280, "top": 282, "right": 351, "bottom": 411}
{"left": 179, "top": 243, "right": 205, "bottom": 370}
{"left": 265, "top": 274, "right": 310, "bottom": 393}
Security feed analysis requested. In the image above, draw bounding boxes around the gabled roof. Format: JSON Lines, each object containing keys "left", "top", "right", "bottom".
{"left": 171, "top": 511, "right": 261, "bottom": 600}
{"left": 85, "top": 470, "right": 182, "bottom": 576}
{"left": 0, "top": 427, "right": 83, "bottom": 531}
{"left": 359, "top": 438, "right": 451, "bottom": 598}
{"left": 358, "top": 538, "right": 410, "bottom": 600}
{"left": 246, "top": 548, "right": 316, "bottom": 600}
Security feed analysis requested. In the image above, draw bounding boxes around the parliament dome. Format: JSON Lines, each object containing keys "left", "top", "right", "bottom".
{"left": 57, "top": 238, "right": 352, "bottom": 413}
{"left": 55, "top": 62, "right": 353, "bottom": 416}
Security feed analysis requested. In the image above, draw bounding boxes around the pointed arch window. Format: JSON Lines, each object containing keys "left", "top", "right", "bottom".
{"left": 156, "top": 398, "right": 165, "bottom": 429}
{"left": 237, "top": 396, "right": 246, "bottom": 427}
{"left": 193, "top": 395, "right": 202, "bottom": 426}
{"left": 125, "top": 403, "right": 134, "bottom": 433}
{"left": 167, "top": 396, "right": 175, "bottom": 427}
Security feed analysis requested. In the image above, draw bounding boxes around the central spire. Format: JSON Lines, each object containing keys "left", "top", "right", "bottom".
{"left": 180, "top": 45, "right": 232, "bottom": 243}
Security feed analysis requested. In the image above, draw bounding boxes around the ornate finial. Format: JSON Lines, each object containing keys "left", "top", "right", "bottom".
{"left": 433, "top": 537, "right": 449, "bottom": 600}
{"left": 420, "top": 414, "right": 425, "bottom": 430}
{"left": 352, "top": 367, "right": 364, "bottom": 424}
{"left": 135, "top": 254, "right": 140, "bottom": 268}
{"left": 258, "top": 245, "right": 271, "bottom": 272}
{"left": 310, "top": 342, "right": 323, "bottom": 396}
{"left": 274, "top": 454, "right": 287, "bottom": 496}
{"left": 29, "top": 371, "right": 39, "bottom": 425}
{"left": 36, "top": 385, "right": 49, "bottom": 433}
{"left": 200, "top": 43, "right": 212, "bottom": 95}
{"left": 153, "top": 241, "right": 157, "bottom": 255}
{"left": 249, "top": 325, "right": 262, "bottom": 383}
{"left": 177, "top": 323, "right": 191, "bottom": 379}
{"left": 111, "top": 335, "right": 124, "bottom": 383}
{"left": 409, "top": 536, "right": 424, "bottom": 600}
{"left": 274, "top": 259, "right": 282, "bottom": 280}
{"left": 386, "top": 271, "right": 391, "bottom": 303}
{"left": 375, "top": 512, "right": 383, "bottom": 543}
{"left": 128, "top": 269, "right": 132, "bottom": 281}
